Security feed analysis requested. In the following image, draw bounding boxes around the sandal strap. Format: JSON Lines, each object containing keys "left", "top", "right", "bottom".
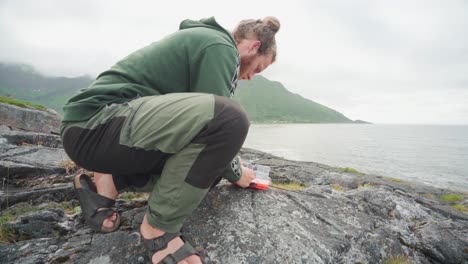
{"left": 142, "top": 232, "right": 181, "bottom": 254}
{"left": 76, "top": 188, "right": 115, "bottom": 213}
{"left": 161, "top": 241, "right": 199, "bottom": 264}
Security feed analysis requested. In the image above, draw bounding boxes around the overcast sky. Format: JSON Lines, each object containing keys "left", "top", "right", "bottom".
{"left": 1, "top": 0, "right": 467, "bottom": 124}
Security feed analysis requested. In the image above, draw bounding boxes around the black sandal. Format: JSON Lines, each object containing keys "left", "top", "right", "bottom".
{"left": 142, "top": 232, "right": 203, "bottom": 264}
{"left": 73, "top": 174, "right": 120, "bottom": 233}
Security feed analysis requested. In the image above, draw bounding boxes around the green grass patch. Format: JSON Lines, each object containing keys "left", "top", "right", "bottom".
{"left": 0, "top": 201, "right": 83, "bottom": 244}
{"left": 0, "top": 205, "right": 40, "bottom": 244}
{"left": 0, "top": 96, "right": 47, "bottom": 111}
{"left": 451, "top": 204, "right": 468, "bottom": 213}
{"left": 331, "top": 184, "right": 344, "bottom": 192}
{"left": 0, "top": 216, "right": 16, "bottom": 244}
{"left": 359, "top": 183, "right": 373, "bottom": 189}
{"left": 384, "top": 255, "right": 411, "bottom": 264}
{"left": 340, "top": 167, "right": 362, "bottom": 174}
{"left": 390, "top": 178, "right": 402, "bottom": 183}
{"left": 119, "top": 192, "right": 149, "bottom": 202}
{"left": 440, "top": 194, "right": 464, "bottom": 203}
{"left": 271, "top": 181, "right": 308, "bottom": 191}
{"left": 57, "top": 201, "right": 80, "bottom": 215}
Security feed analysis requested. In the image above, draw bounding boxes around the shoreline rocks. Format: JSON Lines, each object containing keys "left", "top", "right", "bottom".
{"left": 0, "top": 127, "right": 467, "bottom": 263}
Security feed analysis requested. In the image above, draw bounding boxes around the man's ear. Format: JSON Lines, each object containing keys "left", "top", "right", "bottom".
{"left": 249, "top": 40, "right": 262, "bottom": 54}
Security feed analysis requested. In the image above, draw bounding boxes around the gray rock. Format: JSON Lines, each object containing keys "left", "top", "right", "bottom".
{"left": 0, "top": 146, "right": 68, "bottom": 180}
{"left": 0, "top": 102, "right": 61, "bottom": 134}
{"left": 0, "top": 184, "right": 74, "bottom": 210}
{"left": 0, "top": 124, "right": 62, "bottom": 148}
{"left": 1, "top": 148, "right": 466, "bottom": 264}
{"left": 6, "top": 209, "right": 69, "bottom": 241}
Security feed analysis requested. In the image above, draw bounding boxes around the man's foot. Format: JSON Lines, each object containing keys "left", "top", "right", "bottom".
{"left": 73, "top": 173, "right": 120, "bottom": 232}
{"left": 140, "top": 214, "right": 202, "bottom": 264}
{"left": 94, "top": 173, "right": 119, "bottom": 230}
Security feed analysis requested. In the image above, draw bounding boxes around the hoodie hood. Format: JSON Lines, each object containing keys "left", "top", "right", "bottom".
{"left": 179, "top": 17, "right": 236, "bottom": 45}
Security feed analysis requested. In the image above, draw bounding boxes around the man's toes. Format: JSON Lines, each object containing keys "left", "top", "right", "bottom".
{"left": 102, "top": 214, "right": 117, "bottom": 228}
{"left": 109, "top": 212, "right": 117, "bottom": 221}
{"left": 185, "top": 255, "right": 202, "bottom": 264}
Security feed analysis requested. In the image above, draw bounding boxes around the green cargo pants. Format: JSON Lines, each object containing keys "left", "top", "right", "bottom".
{"left": 61, "top": 93, "right": 250, "bottom": 232}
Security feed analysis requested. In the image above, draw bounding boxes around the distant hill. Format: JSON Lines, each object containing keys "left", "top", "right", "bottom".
{"left": 0, "top": 62, "right": 367, "bottom": 123}
{"left": 0, "top": 63, "right": 93, "bottom": 112}
{"left": 233, "top": 76, "right": 353, "bottom": 123}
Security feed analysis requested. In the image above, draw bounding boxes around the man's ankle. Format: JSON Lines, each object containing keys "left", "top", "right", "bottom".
{"left": 141, "top": 214, "right": 165, "bottom": 239}
{"left": 94, "top": 173, "right": 118, "bottom": 199}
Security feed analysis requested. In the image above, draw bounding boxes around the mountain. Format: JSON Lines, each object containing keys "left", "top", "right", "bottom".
{"left": 233, "top": 76, "right": 353, "bottom": 123}
{"left": 0, "top": 63, "right": 93, "bottom": 112}
{"left": 0, "top": 63, "right": 365, "bottom": 123}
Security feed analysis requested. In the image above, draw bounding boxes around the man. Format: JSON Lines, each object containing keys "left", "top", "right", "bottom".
{"left": 61, "top": 16, "right": 280, "bottom": 264}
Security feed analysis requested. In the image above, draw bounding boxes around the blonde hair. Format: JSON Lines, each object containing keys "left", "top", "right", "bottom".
{"left": 233, "top": 16, "right": 280, "bottom": 62}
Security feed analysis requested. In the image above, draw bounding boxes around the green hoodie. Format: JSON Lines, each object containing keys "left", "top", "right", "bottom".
{"left": 62, "top": 17, "right": 240, "bottom": 122}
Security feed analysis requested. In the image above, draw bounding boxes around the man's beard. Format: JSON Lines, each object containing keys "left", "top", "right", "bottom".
{"left": 239, "top": 54, "right": 255, "bottom": 80}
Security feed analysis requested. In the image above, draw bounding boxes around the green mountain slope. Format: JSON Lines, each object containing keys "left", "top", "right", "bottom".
{"left": 0, "top": 63, "right": 359, "bottom": 123}
{"left": 0, "top": 63, "right": 93, "bottom": 112}
{"left": 233, "top": 75, "right": 353, "bottom": 123}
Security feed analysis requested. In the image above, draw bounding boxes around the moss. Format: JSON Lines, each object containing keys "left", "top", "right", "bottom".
{"left": 58, "top": 201, "right": 80, "bottom": 215}
{"left": 331, "top": 184, "right": 344, "bottom": 192}
{"left": 0, "top": 205, "right": 41, "bottom": 244}
{"left": 390, "top": 178, "right": 402, "bottom": 183}
{"left": 119, "top": 192, "right": 149, "bottom": 202}
{"left": 0, "top": 96, "right": 47, "bottom": 111}
{"left": 359, "top": 183, "right": 373, "bottom": 189}
{"left": 384, "top": 255, "right": 411, "bottom": 264}
{"left": 340, "top": 167, "right": 362, "bottom": 174}
{"left": 0, "top": 214, "right": 16, "bottom": 244}
{"left": 451, "top": 204, "right": 468, "bottom": 213}
{"left": 271, "top": 181, "right": 308, "bottom": 191}
{"left": 440, "top": 194, "right": 464, "bottom": 203}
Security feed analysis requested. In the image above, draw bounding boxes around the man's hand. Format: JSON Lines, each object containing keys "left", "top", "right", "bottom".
{"left": 235, "top": 164, "right": 256, "bottom": 188}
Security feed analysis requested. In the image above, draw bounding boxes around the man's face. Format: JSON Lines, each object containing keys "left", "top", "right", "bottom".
{"left": 239, "top": 53, "right": 273, "bottom": 81}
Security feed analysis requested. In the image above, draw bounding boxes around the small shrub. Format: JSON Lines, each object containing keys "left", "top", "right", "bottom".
{"left": 440, "top": 194, "right": 464, "bottom": 203}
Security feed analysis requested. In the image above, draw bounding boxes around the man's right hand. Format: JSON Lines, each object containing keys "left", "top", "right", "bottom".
{"left": 235, "top": 165, "right": 256, "bottom": 188}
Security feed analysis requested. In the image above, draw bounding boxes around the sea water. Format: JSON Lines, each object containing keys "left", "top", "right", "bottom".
{"left": 244, "top": 124, "right": 468, "bottom": 192}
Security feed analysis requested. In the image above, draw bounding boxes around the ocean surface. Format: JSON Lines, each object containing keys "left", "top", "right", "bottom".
{"left": 243, "top": 124, "right": 468, "bottom": 192}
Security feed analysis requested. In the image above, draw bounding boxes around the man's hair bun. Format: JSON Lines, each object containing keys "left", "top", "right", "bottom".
{"left": 262, "top": 16, "right": 280, "bottom": 34}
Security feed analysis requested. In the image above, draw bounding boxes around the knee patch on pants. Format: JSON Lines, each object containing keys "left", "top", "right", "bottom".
{"left": 184, "top": 96, "right": 250, "bottom": 189}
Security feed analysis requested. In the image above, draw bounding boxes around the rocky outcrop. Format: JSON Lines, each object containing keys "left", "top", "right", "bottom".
{"left": 0, "top": 103, "right": 61, "bottom": 134}
{"left": 0, "top": 129, "right": 467, "bottom": 264}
